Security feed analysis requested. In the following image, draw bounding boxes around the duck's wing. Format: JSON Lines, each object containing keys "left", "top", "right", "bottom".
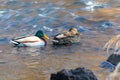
{"left": 55, "top": 33, "right": 66, "bottom": 39}
{"left": 103, "top": 34, "right": 120, "bottom": 54}
{"left": 52, "top": 32, "right": 69, "bottom": 43}
{"left": 54, "top": 31, "right": 72, "bottom": 39}
{"left": 13, "top": 36, "right": 41, "bottom": 43}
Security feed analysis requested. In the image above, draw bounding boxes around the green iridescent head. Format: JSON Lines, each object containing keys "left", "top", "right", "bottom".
{"left": 35, "top": 30, "right": 49, "bottom": 39}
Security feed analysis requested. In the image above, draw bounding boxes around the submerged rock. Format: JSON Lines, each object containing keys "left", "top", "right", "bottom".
{"left": 50, "top": 67, "right": 98, "bottom": 80}
{"left": 100, "top": 61, "right": 115, "bottom": 72}
{"left": 106, "top": 54, "right": 120, "bottom": 66}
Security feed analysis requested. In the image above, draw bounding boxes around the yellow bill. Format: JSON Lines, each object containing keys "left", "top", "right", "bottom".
{"left": 43, "top": 34, "right": 49, "bottom": 39}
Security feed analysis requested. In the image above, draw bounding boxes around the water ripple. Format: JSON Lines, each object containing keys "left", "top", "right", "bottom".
{"left": 0, "top": 0, "right": 118, "bottom": 39}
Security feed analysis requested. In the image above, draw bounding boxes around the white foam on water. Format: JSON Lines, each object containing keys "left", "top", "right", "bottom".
{"left": 43, "top": 26, "right": 53, "bottom": 32}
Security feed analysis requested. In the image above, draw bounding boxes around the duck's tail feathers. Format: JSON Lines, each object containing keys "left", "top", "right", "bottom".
{"left": 52, "top": 40, "right": 59, "bottom": 43}
{"left": 103, "top": 34, "right": 120, "bottom": 54}
{"left": 10, "top": 39, "right": 21, "bottom": 46}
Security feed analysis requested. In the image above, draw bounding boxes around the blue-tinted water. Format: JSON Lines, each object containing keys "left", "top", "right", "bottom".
{"left": 0, "top": 0, "right": 119, "bottom": 38}
{"left": 0, "top": 0, "right": 119, "bottom": 80}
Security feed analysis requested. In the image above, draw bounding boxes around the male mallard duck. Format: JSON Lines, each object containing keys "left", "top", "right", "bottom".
{"left": 52, "top": 28, "right": 80, "bottom": 45}
{"left": 10, "top": 30, "right": 49, "bottom": 47}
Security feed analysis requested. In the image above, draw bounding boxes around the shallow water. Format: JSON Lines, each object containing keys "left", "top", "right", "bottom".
{"left": 0, "top": 0, "right": 120, "bottom": 80}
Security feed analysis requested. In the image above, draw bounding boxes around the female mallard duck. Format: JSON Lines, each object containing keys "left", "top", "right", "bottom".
{"left": 100, "top": 34, "right": 120, "bottom": 71}
{"left": 10, "top": 30, "right": 49, "bottom": 47}
{"left": 52, "top": 28, "right": 80, "bottom": 45}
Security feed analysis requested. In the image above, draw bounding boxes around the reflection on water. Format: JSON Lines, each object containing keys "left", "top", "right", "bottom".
{"left": 0, "top": 0, "right": 120, "bottom": 80}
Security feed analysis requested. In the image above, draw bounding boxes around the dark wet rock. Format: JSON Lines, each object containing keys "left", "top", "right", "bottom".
{"left": 106, "top": 54, "right": 120, "bottom": 66}
{"left": 100, "top": 54, "right": 120, "bottom": 71}
{"left": 99, "top": 61, "right": 115, "bottom": 72}
{"left": 50, "top": 67, "right": 98, "bottom": 80}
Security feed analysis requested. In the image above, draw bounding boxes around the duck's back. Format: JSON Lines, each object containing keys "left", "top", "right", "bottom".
{"left": 53, "top": 34, "right": 80, "bottom": 46}
{"left": 15, "top": 36, "right": 42, "bottom": 42}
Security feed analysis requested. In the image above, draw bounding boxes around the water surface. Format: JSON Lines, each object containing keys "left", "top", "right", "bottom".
{"left": 0, "top": 0, "right": 120, "bottom": 80}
